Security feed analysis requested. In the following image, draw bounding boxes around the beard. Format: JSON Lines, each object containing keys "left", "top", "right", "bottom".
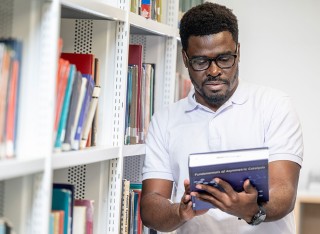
{"left": 190, "top": 66, "right": 239, "bottom": 106}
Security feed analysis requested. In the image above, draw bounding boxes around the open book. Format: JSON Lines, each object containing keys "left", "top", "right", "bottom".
{"left": 188, "top": 147, "right": 269, "bottom": 210}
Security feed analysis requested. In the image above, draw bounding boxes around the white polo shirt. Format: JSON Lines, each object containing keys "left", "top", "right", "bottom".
{"left": 142, "top": 81, "right": 303, "bottom": 234}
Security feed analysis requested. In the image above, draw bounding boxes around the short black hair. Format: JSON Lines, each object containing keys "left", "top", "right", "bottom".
{"left": 179, "top": 2, "right": 238, "bottom": 51}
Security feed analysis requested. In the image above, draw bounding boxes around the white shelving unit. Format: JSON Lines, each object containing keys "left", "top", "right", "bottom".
{"left": 0, "top": 0, "right": 179, "bottom": 233}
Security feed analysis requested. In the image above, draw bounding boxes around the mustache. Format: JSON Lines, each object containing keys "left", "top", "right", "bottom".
{"left": 203, "top": 75, "right": 229, "bottom": 85}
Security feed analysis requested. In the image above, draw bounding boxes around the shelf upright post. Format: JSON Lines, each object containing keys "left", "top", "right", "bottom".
{"left": 161, "top": 0, "right": 179, "bottom": 109}
{"left": 105, "top": 0, "right": 130, "bottom": 233}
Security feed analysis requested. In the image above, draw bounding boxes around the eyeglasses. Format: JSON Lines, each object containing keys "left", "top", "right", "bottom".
{"left": 184, "top": 47, "right": 238, "bottom": 71}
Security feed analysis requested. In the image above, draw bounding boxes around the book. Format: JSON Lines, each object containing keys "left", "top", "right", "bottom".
{"left": 130, "top": 183, "right": 143, "bottom": 234}
{"left": 73, "top": 74, "right": 94, "bottom": 150}
{"left": 54, "top": 64, "right": 76, "bottom": 152}
{"left": 74, "top": 199, "right": 94, "bottom": 234}
{"left": 60, "top": 53, "right": 95, "bottom": 77}
{"left": 52, "top": 183, "right": 75, "bottom": 234}
{"left": 0, "top": 44, "right": 11, "bottom": 158}
{"left": 80, "top": 86, "right": 100, "bottom": 149}
{"left": 90, "top": 58, "right": 100, "bottom": 147}
{"left": 52, "top": 210, "right": 64, "bottom": 234}
{"left": 120, "top": 179, "right": 130, "bottom": 234}
{"left": 72, "top": 206, "right": 87, "bottom": 234}
{"left": 141, "top": 0, "right": 151, "bottom": 18}
{"left": 128, "top": 44, "right": 143, "bottom": 144}
{"left": 1, "top": 38, "right": 23, "bottom": 158}
{"left": 62, "top": 71, "right": 82, "bottom": 151}
{"left": 69, "top": 77, "right": 87, "bottom": 150}
{"left": 54, "top": 59, "right": 70, "bottom": 141}
{"left": 51, "top": 188, "right": 72, "bottom": 234}
{"left": 188, "top": 147, "right": 269, "bottom": 210}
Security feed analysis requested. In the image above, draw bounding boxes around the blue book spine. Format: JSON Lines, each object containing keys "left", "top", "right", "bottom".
{"left": 54, "top": 64, "right": 76, "bottom": 151}
{"left": 52, "top": 188, "right": 72, "bottom": 234}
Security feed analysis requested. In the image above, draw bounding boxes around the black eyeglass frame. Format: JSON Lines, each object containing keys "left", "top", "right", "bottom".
{"left": 184, "top": 45, "right": 239, "bottom": 71}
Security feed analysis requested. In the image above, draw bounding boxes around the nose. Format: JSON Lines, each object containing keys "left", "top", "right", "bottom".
{"left": 206, "top": 60, "right": 221, "bottom": 77}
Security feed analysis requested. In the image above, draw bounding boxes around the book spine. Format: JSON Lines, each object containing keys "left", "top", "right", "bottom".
{"left": 54, "top": 64, "right": 76, "bottom": 151}
{"left": 80, "top": 86, "right": 101, "bottom": 149}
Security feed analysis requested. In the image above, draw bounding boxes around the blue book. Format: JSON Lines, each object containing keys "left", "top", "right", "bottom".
{"left": 125, "top": 66, "right": 133, "bottom": 144}
{"left": 49, "top": 212, "right": 54, "bottom": 234}
{"left": 62, "top": 71, "right": 82, "bottom": 151}
{"left": 73, "top": 74, "right": 94, "bottom": 150}
{"left": 54, "top": 64, "right": 76, "bottom": 151}
{"left": 51, "top": 188, "right": 72, "bottom": 234}
{"left": 188, "top": 147, "right": 269, "bottom": 210}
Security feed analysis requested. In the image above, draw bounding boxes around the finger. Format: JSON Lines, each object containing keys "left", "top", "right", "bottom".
{"left": 210, "top": 178, "right": 234, "bottom": 194}
{"left": 243, "top": 179, "right": 257, "bottom": 195}
{"left": 184, "top": 179, "right": 190, "bottom": 193}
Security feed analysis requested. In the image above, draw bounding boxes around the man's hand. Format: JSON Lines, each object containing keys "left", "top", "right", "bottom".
{"left": 190, "top": 178, "right": 260, "bottom": 222}
{"left": 179, "top": 179, "right": 208, "bottom": 222}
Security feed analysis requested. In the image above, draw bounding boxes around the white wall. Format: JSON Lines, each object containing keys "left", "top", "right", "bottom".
{"left": 210, "top": 0, "right": 320, "bottom": 190}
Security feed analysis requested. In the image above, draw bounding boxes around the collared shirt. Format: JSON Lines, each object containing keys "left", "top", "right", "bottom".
{"left": 142, "top": 81, "right": 303, "bottom": 234}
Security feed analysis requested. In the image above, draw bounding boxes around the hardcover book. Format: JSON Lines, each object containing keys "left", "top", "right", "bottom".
{"left": 60, "top": 53, "right": 95, "bottom": 77}
{"left": 74, "top": 199, "right": 94, "bottom": 234}
{"left": 188, "top": 147, "right": 269, "bottom": 210}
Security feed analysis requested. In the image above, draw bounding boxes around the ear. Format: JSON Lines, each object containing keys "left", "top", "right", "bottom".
{"left": 182, "top": 49, "right": 188, "bottom": 68}
{"left": 237, "top": 43, "right": 240, "bottom": 62}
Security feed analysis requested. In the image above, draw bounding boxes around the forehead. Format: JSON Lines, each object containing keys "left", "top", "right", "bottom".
{"left": 187, "top": 31, "right": 235, "bottom": 56}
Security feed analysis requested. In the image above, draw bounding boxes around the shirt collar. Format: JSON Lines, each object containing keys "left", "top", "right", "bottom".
{"left": 185, "top": 80, "right": 249, "bottom": 113}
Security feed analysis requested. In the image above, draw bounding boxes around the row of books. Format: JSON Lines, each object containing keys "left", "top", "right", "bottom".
{"left": 0, "top": 217, "right": 15, "bottom": 234}
{"left": 125, "top": 44, "right": 155, "bottom": 145}
{"left": 51, "top": 183, "right": 94, "bottom": 234}
{"left": 131, "top": 0, "right": 162, "bottom": 22}
{"left": 120, "top": 180, "right": 156, "bottom": 234}
{"left": 0, "top": 38, "right": 22, "bottom": 160}
{"left": 178, "top": 0, "right": 204, "bottom": 26}
{"left": 53, "top": 50, "right": 101, "bottom": 152}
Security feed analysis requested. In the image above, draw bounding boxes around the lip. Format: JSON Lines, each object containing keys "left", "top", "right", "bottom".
{"left": 204, "top": 81, "right": 226, "bottom": 91}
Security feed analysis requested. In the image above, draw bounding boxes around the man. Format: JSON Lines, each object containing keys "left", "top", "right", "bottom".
{"left": 140, "top": 2, "right": 303, "bottom": 234}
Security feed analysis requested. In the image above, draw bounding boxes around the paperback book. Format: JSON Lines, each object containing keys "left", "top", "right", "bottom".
{"left": 188, "top": 147, "right": 269, "bottom": 210}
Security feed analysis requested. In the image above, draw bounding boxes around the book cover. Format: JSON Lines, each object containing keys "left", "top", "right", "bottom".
{"left": 189, "top": 147, "right": 269, "bottom": 210}
{"left": 74, "top": 199, "right": 94, "bottom": 234}
{"left": 60, "top": 53, "right": 95, "bottom": 77}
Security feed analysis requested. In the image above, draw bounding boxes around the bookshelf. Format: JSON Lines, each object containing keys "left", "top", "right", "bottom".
{"left": 0, "top": 0, "right": 179, "bottom": 233}
{"left": 295, "top": 191, "right": 320, "bottom": 234}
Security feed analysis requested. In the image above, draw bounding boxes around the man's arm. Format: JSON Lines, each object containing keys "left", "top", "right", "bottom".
{"left": 140, "top": 178, "right": 207, "bottom": 232}
{"left": 264, "top": 160, "right": 300, "bottom": 221}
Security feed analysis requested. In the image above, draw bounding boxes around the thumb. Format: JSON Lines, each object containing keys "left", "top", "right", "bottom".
{"left": 243, "top": 179, "right": 256, "bottom": 194}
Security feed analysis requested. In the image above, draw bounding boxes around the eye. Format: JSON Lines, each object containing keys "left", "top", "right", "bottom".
{"left": 191, "top": 57, "right": 208, "bottom": 65}
{"left": 217, "top": 54, "right": 232, "bottom": 62}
